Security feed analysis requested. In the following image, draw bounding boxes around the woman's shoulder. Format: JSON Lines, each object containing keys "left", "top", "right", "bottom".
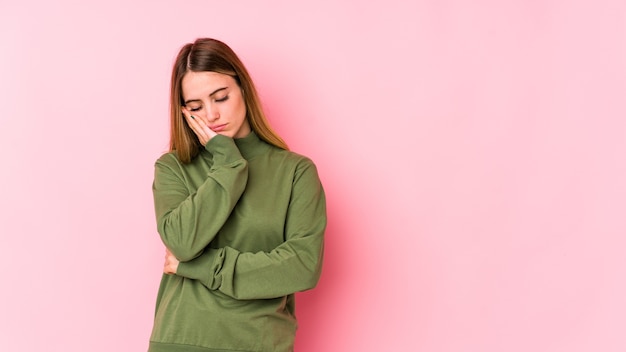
{"left": 154, "top": 151, "right": 201, "bottom": 173}
{"left": 155, "top": 151, "right": 181, "bottom": 167}
{"left": 266, "top": 147, "right": 320, "bottom": 177}
{"left": 269, "top": 146, "right": 315, "bottom": 164}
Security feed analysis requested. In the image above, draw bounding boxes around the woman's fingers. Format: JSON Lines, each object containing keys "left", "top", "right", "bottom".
{"left": 181, "top": 108, "right": 217, "bottom": 145}
{"left": 181, "top": 108, "right": 209, "bottom": 145}
{"left": 164, "top": 248, "right": 179, "bottom": 274}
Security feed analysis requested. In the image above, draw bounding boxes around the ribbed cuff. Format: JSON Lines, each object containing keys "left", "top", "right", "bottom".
{"left": 176, "top": 249, "right": 219, "bottom": 287}
{"left": 204, "top": 135, "right": 244, "bottom": 167}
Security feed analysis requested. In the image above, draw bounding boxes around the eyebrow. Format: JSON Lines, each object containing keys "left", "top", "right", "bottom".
{"left": 184, "top": 87, "right": 228, "bottom": 105}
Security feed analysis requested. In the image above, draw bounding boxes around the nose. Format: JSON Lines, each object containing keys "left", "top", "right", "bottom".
{"left": 207, "top": 103, "right": 220, "bottom": 122}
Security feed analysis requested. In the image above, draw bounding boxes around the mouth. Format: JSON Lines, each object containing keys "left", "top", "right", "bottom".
{"left": 210, "top": 124, "right": 227, "bottom": 132}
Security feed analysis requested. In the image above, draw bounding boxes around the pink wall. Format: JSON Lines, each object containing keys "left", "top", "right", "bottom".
{"left": 1, "top": 1, "right": 625, "bottom": 351}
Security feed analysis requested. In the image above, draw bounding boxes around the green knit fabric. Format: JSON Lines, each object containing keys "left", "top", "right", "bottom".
{"left": 148, "top": 132, "right": 326, "bottom": 352}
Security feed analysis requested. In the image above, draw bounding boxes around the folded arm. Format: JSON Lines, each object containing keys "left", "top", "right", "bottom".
{"left": 153, "top": 135, "right": 249, "bottom": 262}
{"left": 175, "top": 158, "right": 326, "bottom": 299}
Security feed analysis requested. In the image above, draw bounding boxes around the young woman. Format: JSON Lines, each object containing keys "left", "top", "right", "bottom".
{"left": 148, "top": 38, "right": 326, "bottom": 352}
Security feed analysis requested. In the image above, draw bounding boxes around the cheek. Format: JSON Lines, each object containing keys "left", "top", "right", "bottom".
{"left": 237, "top": 99, "right": 247, "bottom": 121}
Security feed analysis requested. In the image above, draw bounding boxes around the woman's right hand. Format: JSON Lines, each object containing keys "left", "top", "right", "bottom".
{"left": 182, "top": 107, "right": 218, "bottom": 146}
{"left": 164, "top": 248, "right": 179, "bottom": 275}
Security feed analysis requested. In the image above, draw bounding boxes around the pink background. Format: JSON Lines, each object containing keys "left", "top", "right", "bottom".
{"left": 1, "top": 0, "right": 626, "bottom": 351}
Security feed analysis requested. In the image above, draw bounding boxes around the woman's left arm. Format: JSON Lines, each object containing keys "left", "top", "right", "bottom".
{"left": 173, "top": 159, "right": 327, "bottom": 300}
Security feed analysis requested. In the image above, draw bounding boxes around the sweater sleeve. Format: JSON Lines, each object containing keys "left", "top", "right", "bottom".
{"left": 153, "top": 135, "right": 249, "bottom": 262}
{"left": 176, "top": 158, "right": 326, "bottom": 300}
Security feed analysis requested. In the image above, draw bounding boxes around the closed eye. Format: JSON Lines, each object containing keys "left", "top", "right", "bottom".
{"left": 215, "top": 95, "right": 229, "bottom": 103}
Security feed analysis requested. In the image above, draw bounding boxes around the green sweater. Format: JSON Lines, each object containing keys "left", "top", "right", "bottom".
{"left": 148, "top": 132, "right": 326, "bottom": 352}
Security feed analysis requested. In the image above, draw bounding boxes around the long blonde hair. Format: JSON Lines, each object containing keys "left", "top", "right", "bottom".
{"left": 168, "top": 38, "right": 288, "bottom": 163}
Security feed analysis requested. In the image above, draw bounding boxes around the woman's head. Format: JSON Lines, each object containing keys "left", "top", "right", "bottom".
{"left": 169, "top": 38, "right": 287, "bottom": 163}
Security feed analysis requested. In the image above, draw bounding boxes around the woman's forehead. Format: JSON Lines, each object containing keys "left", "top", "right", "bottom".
{"left": 182, "top": 71, "right": 236, "bottom": 98}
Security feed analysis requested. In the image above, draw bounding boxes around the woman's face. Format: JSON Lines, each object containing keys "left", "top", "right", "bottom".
{"left": 181, "top": 71, "right": 250, "bottom": 139}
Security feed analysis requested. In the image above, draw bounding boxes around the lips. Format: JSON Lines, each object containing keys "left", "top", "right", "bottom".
{"left": 210, "top": 124, "right": 227, "bottom": 132}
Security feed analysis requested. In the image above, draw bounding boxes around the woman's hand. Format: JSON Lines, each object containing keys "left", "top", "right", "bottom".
{"left": 182, "top": 107, "right": 218, "bottom": 146}
{"left": 164, "top": 248, "right": 180, "bottom": 275}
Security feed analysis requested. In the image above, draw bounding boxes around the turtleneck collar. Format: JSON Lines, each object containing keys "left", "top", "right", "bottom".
{"left": 234, "top": 131, "right": 270, "bottom": 160}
